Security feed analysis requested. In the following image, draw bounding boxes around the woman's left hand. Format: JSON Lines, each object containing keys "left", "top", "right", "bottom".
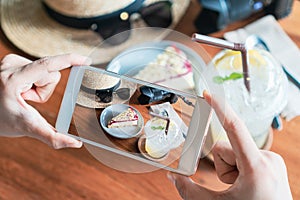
{"left": 0, "top": 53, "right": 91, "bottom": 149}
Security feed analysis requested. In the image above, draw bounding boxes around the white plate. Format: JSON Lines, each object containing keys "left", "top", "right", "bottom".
{"left": 137, "top": 136, "right": 169, "bottom": 162}
{"left": 100, "top": 104, "right": 144, "bottom": 139}
{"left": 106, "top": 40, "right": 208, "bottom": 94}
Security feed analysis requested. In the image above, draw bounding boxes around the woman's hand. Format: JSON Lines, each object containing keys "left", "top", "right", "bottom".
{"left": 0, "top": 53, "right": 91, "bottom": 149}
{"left": 168, "top": 91, "right": 293, "bottom": 200}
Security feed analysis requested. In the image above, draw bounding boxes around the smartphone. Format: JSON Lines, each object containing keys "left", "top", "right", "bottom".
{"left": 56, "top": 66, "right": 212, "bottom": 176}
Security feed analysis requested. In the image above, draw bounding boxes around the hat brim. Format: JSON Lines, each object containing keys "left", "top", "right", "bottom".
{"left": 77, "top": 78, "right": 137, "bottom": 109}
{"left": 1, "top": 0, "right": 190, "bottom": 64}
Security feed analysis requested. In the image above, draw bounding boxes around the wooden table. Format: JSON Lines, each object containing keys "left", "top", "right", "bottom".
{"left": 1, "top": 1, "right": 300, "bottom": 199}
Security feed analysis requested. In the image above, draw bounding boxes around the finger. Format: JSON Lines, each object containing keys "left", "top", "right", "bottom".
{"left": 21, "top": 71, "right": 61, "bottom": 102}
{"left": 49, "top": 131, "right": 83, "bottom": 149}
{"left": 203, "top": 90, "right": 260, "bottom": 170}
{"left": 37, "top": 125, "right": 83, "bottom": 149}
{"left": 15, "top": 53, "right": 92, "bottom": 85}
{"left": 0, "top": 54, "right": 32, "bottom": 70}
{"left": 167, "top": 172, "right": 216, "bottom": 199}
{"left": 0, "top": 55, "right": 32, "bottom": 83}
{"left": 212, "top": 142, "right": 238, "bottom": 184}
{"left": 23, "top": 106, "right": 82, "bottom": 149}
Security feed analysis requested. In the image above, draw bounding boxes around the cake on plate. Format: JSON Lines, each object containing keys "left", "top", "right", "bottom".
{"left": 108, "top": 107, "right": 139, "bottom": 128}
{"left": 133, "top": 45, "right": 194, "bottom": 91}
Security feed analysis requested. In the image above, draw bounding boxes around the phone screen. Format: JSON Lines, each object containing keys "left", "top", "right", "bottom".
{"left": 57, "top": 67, "right": 210, "bottom": 175}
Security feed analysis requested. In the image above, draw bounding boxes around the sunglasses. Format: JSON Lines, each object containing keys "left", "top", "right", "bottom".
{"left": 43, "top": 0, "right": 173, "bottom": 45}
{"left": 95, "top": 88, "right": 131, "bottom": 103}
{"left": 81, "top": 85, "right": 130, "bottom": 103}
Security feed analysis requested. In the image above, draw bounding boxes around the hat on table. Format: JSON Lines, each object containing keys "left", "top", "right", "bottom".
{"left": 1, "top": 0, "right": 190, "bottom": 64}
{"left": 77, "top": 69, "right": 137, "bottom": 109}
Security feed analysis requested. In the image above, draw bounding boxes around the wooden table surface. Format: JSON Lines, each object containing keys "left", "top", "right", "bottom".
{"left": 1, "top": 1, "right": 300, "bottom": 199}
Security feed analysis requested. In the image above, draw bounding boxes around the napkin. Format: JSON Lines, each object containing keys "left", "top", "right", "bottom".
{"left": 224, "top": 15, "right": 300, "bottom": 121}
{"left": 150, "top": 102, "right": 186, "bottom": 148}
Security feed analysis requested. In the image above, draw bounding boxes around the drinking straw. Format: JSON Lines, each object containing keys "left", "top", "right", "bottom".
{"left": 192, "top": 33, "right": 251, "bottom": 93}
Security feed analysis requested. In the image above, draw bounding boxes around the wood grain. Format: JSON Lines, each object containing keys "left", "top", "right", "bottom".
{"left": 1, "top": 0, "right": 300, "bottom": 199}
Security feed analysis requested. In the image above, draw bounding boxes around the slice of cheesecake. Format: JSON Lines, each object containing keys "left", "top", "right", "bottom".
{"left": 133, "top": 45, "right": 194, "bottom": 91}
{"left": 108, "top": 107, "right": 139, "bottom": 128}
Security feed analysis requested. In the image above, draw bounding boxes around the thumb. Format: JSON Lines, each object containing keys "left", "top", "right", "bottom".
{"left": 23, "top": 105, "right": 83, "bottom": 149}
{"left": 167, "top": 172, "right": 217, "bottom": 199}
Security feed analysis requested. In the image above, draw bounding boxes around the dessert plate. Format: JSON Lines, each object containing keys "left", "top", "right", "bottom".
{"left": 100, "top": 104, "right": 144, "bottom": 139}
{"left": 106, "top": 40, "right": 208, "bottom": 94}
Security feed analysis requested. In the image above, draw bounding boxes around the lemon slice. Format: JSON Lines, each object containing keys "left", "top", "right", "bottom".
{"left": 214, "top": 49, "right": 267, "bottom": 70}
{"left": 248, "top": 49, "right": 267, "bottom": 67}
{"left": 214, "top": 50, "right": 240, "bottom": 70}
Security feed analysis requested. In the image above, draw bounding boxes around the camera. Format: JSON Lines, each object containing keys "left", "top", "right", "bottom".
{"left": 137, "top": 86, "right": 178, "bottom": 105}
{"left": 195, "top": 0, "right": 294, "bottom": 34}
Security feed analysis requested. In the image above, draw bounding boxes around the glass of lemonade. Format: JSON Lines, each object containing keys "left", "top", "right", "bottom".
{"left": 144, "top": 117, "right": 180, "bottom": 159}
{"left": 206, "top": 48, "right": 288, "bottom": 148}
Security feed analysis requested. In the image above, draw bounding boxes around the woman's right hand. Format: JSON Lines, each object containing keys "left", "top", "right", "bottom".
{"left": 168, "top": 91, "right": 293, "bottom": 200}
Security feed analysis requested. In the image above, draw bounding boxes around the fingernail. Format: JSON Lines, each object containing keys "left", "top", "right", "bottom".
{"left": 72, "top": 140, "right": 83, "bottom": 148}
{"left": 167, "top": 172, "right": 175, "bottom": 184}
{"left": 203, "top": 90, "right": 212, "bottom": 104}
{"left": 84, "top": 57, "right": 93, "bottom": 65}
{"left": 203, "top": 90, "right": 210, "bottom": 98}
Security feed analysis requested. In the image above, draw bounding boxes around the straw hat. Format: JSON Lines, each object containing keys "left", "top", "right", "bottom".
{"left": 81, "top": 70, "right": 121, "bottom": 90}
{"left": 77, "top": 70, "right": 137, "bottom": 108}
{"left": 1, "top": 0, "right": 190, "bottom": 64}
